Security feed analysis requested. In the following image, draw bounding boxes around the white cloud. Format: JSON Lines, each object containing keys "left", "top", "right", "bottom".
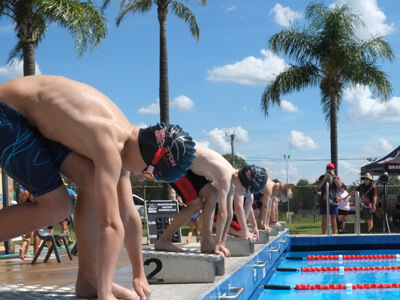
{"left": 338, "top": 160, "right": 360, "bottom": 180}
{"left": 139, "top": 95, "right": 194, "bottom": 114}
{"left": 361, "top": 138, "right": 393, "bottom": 155}
{"left": 226, "top": 6, "right": 236, "bottom": 13}
{"left": 332, "top": 0, "right": 394, "bottom": 39}
{"left": 0, "top": 59, "right": 41, "bottom": 80}
{"left": 171, "top": 95, "right": 194, "bottom": 112}
{"left": 288, "top": 130, "right": 319, "bottom": 150}
{"left": 138, "top": 100, "right": 160, "bottom": 114}
{"left": 269, "top": 3, "right": 302, "bottom": 27}
{"left": 258, "top": 160, "right": 276, "bottom": 171}
{"left": 206, "top": 49, "right": 287, "bottom": 85}
{"left": 242, "top": 107, "right": 254, "bottom": 112}
{"left": 194, "top": 139, "right": 210, "bottom": 149}
{"left": 280, "top": 100, "right": 299, "bottom": 112}
{"left": 277, "top": 164, "right": 298, "bottom": 182}
{"left": 135, "top": 123, "right": 148, "bottom": 129}
{"left": 344, "top": 84, "right": 400, "bottom": 123}
{"left": 205, "top": 126, "right": 250, "bottom": 154}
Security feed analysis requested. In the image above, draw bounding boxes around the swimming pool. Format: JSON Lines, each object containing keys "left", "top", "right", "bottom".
{"left": 258, "top": 249, "right": 400, "bottom": 299}
{"left": 203, "top": 231, "right": 400, "bottom": 299}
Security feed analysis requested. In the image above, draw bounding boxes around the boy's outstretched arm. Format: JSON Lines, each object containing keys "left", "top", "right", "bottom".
{"left": 233, "top": 194, "right": 254, "bottom": 242}
{"left": 94, "top": 149, "right": 125, "bottom": 299}
{"left": 117, "top": 171, "right": 151, "bottom": 300}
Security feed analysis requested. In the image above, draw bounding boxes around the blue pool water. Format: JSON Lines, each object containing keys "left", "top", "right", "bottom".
{"left": 260, "top": 249, "right": 400, "bottom": 300}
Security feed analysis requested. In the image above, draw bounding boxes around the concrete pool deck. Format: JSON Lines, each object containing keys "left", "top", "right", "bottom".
{"left": 0, "top": 232, "right": 283, "bottom": 299}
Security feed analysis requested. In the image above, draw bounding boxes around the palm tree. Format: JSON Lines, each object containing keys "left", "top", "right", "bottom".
{"left": 104, "top": 0, "right": 206, "bottom": 199}
{"left": 103, "top": 0, "right": 206, "bottom": 123}
{"left": 0, "top": 0, "right": 107, "bottom": 76}
{"left": 261, "top": 2, "right": 393, "bottom": 175}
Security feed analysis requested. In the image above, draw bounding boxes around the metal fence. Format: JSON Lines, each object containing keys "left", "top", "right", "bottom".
{"left": 277, "top": 184, "right": 400, "bottom": 234}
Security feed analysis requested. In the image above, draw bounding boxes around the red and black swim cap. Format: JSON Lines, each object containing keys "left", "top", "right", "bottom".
{"left": 138, "top": 123, "right": 195, "bottom": 182}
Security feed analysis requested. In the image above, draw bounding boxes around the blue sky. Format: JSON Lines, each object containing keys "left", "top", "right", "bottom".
{"left": 1, "top": 0, "right": 400, "bottom": 186}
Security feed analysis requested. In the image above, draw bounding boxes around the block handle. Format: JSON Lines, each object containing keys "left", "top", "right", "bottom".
{"left": 253, "top": 260, "right": 268, "bottom": 268}
{"left": 218, "top": 286, "right": 244, "bottom": 299}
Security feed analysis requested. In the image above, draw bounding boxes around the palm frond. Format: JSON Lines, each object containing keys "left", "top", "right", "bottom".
{"left": 360, "top": 37, "right": 395, "bottom": 63}
{"left": 269, "top": 26, "right": 319, "bottom": 65}
{"left": 261, "top": 63, "right": 320, "bottom": 115}
{"left": 38, "top": 0, "right": 107, "bottom": 57}
{"left": 7, "top": 42, "right": 24, "bottom": 63}
{"left": 116, "top": 0, "right": 153, "bottom": 26}
{"left": 171, "top": 1, "right": 199, "bottom": 40}
{"left": 356, "top": 64, "right": 392, "bottom": 101}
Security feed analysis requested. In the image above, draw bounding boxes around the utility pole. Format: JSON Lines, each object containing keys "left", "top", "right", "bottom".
{"left": 284, "top": 154, "right": 291, "bottom": 224}
{"left": 226, "top": 132, "right": 236, "bottom": 167}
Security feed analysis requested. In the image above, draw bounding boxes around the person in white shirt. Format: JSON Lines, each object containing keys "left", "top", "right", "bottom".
{"left": 337, "top": 183, "right": 351, "bottom": 233}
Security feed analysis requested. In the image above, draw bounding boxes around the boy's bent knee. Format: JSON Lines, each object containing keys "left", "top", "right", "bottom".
{"left": 35, "top": 188, "right": 74, "bottom": 223}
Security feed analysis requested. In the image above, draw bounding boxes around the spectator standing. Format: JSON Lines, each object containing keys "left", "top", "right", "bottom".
{"left": 337, "top": 184, "right": 351, "bottom": 233}
{"left": 348, "top": 173, "right": 377, "bottom": 233}
{"left": 317, "top": 163, "right": 341, "bottom": 234}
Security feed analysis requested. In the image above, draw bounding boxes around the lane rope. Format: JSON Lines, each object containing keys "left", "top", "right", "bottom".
{"left": 264, "top": 283, "right": 400, "bottom": 290}
{"left": 307, "top": 254, "right": 400, "bottom": 260}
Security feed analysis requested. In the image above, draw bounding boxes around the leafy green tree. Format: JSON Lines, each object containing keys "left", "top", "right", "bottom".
{"left": 261, "top": 2, "right": 393, "bottom": 175}
{"left": 0, "top": 0, "right": 107, "bottom": 76}
{"left": 222, "top": 153, "right": 247, "bottom": 169}
{"left": 105, "top": 0, "right": 206, "bottom": 199}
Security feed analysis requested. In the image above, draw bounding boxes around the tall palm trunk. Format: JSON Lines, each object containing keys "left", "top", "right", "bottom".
{"left": 22, "top": 42, "right": 36, "bottom": 76}
{"left": 158, "top": 6, "right": 171, "bottom": 200}
{"left": 329, "top": 94, "right": 339, "bottom": 175}
{"left": 158, "top": 11, "right": 169, "bottom": 124}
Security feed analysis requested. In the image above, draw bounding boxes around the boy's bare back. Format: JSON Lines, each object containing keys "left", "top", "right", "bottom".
{"left": 191, "top": 145, "right": 236, "bottom": 185}
{"left": 0, "top": 75, "right": 134, "bottom": 159}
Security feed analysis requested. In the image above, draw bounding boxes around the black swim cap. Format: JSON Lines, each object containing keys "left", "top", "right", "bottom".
{"left": 238, "top": 165, "right": 268, "bottom": 194}
{"left": 138, "top": 123, "right": 196, "bottom": 182}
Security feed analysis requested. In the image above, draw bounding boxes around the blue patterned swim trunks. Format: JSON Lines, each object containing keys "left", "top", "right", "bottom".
{"left": 0, "top": 101, "right": 71, "bottom": 196}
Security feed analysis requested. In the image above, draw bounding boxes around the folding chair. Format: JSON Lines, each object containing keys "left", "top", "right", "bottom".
{"left": 31, "top": 228, "right": 73, "bottom": 264}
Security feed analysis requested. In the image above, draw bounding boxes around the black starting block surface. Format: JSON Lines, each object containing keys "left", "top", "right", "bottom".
{"left": 143, "top": 248, "right": 224, "bottom": 284}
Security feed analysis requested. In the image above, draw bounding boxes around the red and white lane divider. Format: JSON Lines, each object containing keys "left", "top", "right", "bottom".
{"left": 264, "top": 283, "right": 400, "bottom": 290}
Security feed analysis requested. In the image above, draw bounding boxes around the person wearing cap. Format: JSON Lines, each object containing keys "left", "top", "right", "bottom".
{"left": 256, "top": 176, "right": 293, "bottom": 232}
{"left": 154, "top": 145, "right": 267, "bottom": 257}
{"left": 348, "top": 172, "right": 377, "bottom": 233}
{"left": 0, "top": 75, "right": 196, "bottom": 300}
{"left": 317, "top": 163, "right": 342, "bottom": 234}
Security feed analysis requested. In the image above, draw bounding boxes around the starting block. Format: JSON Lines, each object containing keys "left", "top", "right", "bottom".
{"left": 223, "top": 235, "right": 255, "bottom": 256}
{"left": 142, "top": 248, "right": 224, "bottom": 284}
{"left": 279, "top": 221, "right": 286, "bottom": 231}
{"left": 268, "top": 226, "right": 279, "bottom": 236}
{"left": 270, "top": 222, "right": 286, "bottom": 233}
{"left": 255, "top": 230, "right": 269, "bottom": 244}
{"left": 197, "top": 235, "right": 254, "bottom": 257}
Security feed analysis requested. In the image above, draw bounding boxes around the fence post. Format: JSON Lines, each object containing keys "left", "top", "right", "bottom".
{"left": 326, "top": 182, "right": 330, "bottom": 236}
{"left": 355, "top": 191, "right": 361, "bottom": 235}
